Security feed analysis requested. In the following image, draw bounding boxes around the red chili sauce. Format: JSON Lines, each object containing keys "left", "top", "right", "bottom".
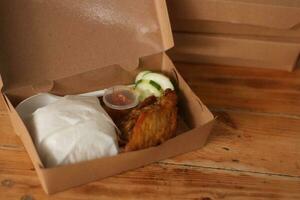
{"left": 105, "top": 90, "right": 135, "bottom": 106}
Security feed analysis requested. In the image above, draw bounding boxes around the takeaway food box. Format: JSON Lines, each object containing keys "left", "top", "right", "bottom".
{"left": 169, "top": 33, "right": 300, "bottom": 71}
{"left": 167, "top": 0, "right": 300, "bottom": 71}
{"left": 0, "top": 0, "right": 214, "bottom": 194}
{"left": 167, "top": 0, "right": 300, "bottom": 39}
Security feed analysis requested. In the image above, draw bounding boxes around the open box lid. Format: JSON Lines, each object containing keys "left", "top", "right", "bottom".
{"left": 167, "top": 0, "right": 300, "bottom": 30}
{"left": 0, "top": 0, "right": 173, "bottom": 91}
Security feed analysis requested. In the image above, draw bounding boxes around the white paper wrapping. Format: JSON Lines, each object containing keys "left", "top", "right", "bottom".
{"left": 26, "top": 95, "right": 119, "bottom": 167}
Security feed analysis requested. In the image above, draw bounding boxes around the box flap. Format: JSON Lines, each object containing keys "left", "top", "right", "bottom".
{"left": 0, "top": 0, "right": 173, "bottom": 91}
{"left": 167, "top": 0, "right": 300, "bottom": 30}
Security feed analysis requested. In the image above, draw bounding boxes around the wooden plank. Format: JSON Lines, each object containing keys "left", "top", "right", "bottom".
{"left": 163, "top": 110, "right": 300, "bottom": 177}
{"left": 1, "top": 163, "right": 300, "bottom": 200}
{"left": 0, "top": 101, "right": 299, "bottom": 176}
{"left": 175, "top": 63, "right": 300, "bottom": 116}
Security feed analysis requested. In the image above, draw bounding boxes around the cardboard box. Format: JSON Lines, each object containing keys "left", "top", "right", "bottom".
{"left": 0, "top": 0, "right": 214, "bottom": 194}
{"left": 167, "top": 0, "right": 300, "bottom": 39}
{"left": 168, "top": 33, "right": 300, "bottom": 71}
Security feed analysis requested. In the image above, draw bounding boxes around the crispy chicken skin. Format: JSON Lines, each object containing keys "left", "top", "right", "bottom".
{"left": 119, "top": 89, "right": 178, "bottom": 151}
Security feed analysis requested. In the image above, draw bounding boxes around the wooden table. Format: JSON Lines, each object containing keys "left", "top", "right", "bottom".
{"left": 1, "top": 63, "right": 300, "bottom": 199}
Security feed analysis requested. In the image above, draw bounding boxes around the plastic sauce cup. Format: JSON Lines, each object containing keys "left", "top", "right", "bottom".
{"left": 103, "top": 85, "right": 139, "bottom": 110}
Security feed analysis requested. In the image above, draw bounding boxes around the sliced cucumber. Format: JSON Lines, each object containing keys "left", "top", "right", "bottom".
{"left": 149, "top": 80, "right": 162, "bottom": 91}
{"left": 138, "top": 90, "right": 152, "bottom": 101}
{"left": 142, "top": 72, "right": 174, "bottom": 90}
{"left": 135, "top": 80, "right": 162, "bottom": 100}
{"left": 135, "top": 71, "right": 151, "bottom": 83}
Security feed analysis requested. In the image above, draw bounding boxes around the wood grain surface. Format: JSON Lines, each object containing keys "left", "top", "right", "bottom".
{"left": 1, "top": 63, "right": 300, "bottom": 199}
{"left": 177, "top": 63, "right": 300, "bottom": 116}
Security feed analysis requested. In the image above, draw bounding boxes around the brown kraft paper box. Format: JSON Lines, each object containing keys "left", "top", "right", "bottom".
{"left": 0, "top": 0, "right": 214, "bottom": 194}
{"left": 167, "top": 0, "right": 300, "bottom": 39}
{"left": 168, "top": 33, "right": 300, "bottom": 71}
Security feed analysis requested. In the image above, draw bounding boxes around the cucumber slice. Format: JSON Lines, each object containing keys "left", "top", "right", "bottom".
{"left": 142, "top": 72, "right": 174, "bottom": 90}
{"left": 138, "top": 90, "right": 152, "bottom": 101}
{"left": 149, "top": 80, "right": 162, "bottom": 91}
{"left": 135, "top": 80, "right": 162, "bottom": 99}
{"left": 135, "top": 71, "right": 151, "bottom": 83}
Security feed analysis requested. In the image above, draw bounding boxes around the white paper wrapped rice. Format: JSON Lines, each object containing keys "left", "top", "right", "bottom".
{"left": 26, "top": 95, "right": 119, "bottom": 167}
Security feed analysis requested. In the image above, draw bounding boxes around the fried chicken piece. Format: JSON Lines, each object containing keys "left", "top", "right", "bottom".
{"left": 117, "top": 95, "right": 157, "bottom": 145}
{"left": 119, "top": 89, "right": 178, "bottom": 152}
